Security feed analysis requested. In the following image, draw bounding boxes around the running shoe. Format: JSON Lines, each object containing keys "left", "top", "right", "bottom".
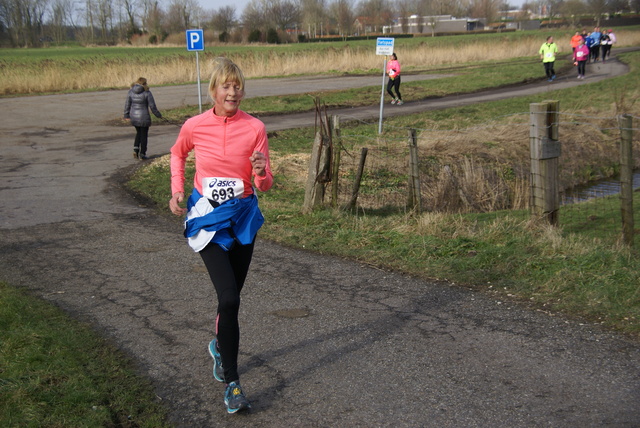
{"left": 224, "top": 381, "right": 251, "bottom": 414}
{"left": 551, "top": 75, "right": 556, "bottom": 80}
{"left": 208, "top": 339, "right": 225, "bottom": 383}
{"left": 397, "top": 100, "right": 404, "bottom": 105}
{"left": 391, "top": 99, "right": 397, "bottom": 105}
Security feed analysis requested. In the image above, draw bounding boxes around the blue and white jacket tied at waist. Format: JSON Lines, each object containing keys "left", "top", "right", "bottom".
{"left": 184, "top": 188, "right": 264, "bottom": 252}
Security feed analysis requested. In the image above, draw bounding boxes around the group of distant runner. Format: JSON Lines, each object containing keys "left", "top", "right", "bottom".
{"left": 539, "top": 27, "right": 617, "bottom": 82}
{"left": 571, "top": 27, "right": 617, "bottom": 64}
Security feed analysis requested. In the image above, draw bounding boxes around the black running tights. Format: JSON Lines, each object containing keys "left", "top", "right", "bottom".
{"left": 387, "top": 76, "right": 401, "bottom": 100}
{"left": 199, "top": 239, "right": 255, "bottom": 384}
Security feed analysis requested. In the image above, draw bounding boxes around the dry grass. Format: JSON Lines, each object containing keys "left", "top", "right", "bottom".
{"left": 273, "top": 83, "right": 639, "bottom": 215}
{"left": 3, "top": 29, "right": 640, "bottom": 94}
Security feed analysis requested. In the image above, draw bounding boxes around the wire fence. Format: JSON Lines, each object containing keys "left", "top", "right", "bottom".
{"left": 315, "top": 110, "right": 639, "bottom": 241}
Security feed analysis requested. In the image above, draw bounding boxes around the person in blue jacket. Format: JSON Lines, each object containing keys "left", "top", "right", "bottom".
{"left": 590, "top": 27, "right": 602, "bottom": 62}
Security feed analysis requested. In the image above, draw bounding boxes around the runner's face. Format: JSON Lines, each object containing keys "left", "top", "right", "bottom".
{"left": 213, "top": 80, "right": 244, "bottom": 117}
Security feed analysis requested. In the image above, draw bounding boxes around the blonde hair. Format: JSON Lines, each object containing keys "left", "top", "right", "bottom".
{"left": 208, "top": 57, "right": 245, "bottom": 98}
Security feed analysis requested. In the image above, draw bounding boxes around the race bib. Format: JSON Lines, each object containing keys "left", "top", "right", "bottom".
{"left": 202, "top": 177, "right": 244, "bottom": 204}
{"left": 545, "top": 52, "right": 553, "bottom": 58}
{"left": 577, "top": 52, "right": 584, "bottom": 58}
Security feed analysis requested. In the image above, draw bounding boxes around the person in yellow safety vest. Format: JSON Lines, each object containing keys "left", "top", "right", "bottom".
{"left": 539, "top": 36, "right": 559, "bottom": 82}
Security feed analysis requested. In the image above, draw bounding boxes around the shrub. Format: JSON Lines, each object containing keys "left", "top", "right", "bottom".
{"left": 266, "top": 28, "right": 279, "bottom": 44}
{"left": 248, "top": 29, "right": 261, "bottom": 43}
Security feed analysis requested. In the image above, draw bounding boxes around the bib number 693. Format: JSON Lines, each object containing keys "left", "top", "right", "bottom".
{"left": 210, "top": 187, "right": 234, "bottom": 202}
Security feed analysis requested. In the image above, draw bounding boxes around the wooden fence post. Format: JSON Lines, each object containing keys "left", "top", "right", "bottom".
{"left": 619, "top": 114, "right": 634, "bottom": 247}
{"left": 331, "top": 115, "right": 341, "bottom": 208}
{"left": 348, "top": 148, "right": 368, "bottom": 210}
{"left": 303, "top": 131, "right": 329, "bottom": 214}
{"left": 407, "top": 129, "right": 422, "bottom": 213}
{"left": 530, "top": 101, "right": 561, "bottom": 225}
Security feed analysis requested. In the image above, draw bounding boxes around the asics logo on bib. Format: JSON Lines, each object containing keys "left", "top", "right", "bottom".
{"left": 208, "top": 178, "right": 237, "bottom": 188}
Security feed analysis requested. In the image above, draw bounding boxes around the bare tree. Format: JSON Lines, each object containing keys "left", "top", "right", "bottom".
{"left": 396, "top": 0, "right": 412, "bottom": 33}
{"left": 559, "top": 0, "right": 587, "bottom": 27}
{"left": 95, "top": 0, "right": 113, "bottom": 42}
{"left": 329, "top": 0, "right": 354, "bottom": 37}
{"left": 49, "top": 0, "right": 74, "bottom": 43}
{"left": 269, "top": 0, "right": 301, "bottom": 32}
{"left": 166, "top": 0, "right": 201, "bottom": 32}
{"left": 357, "top": 0, "right": 392, "bottom": 33}
{"left": 607, "top": 0, "right": 630, "bottom": 13}
{"left": 469, "top": 0, "right": 500, "bottom": 24}
{"left": 0, "top": 0, "right": 51, "bottom": 46}
{"left": 121, "top": 0, "right": 138, "bottom": 37}
{"left": 587, "top": 0, "right": 607, "bottom": 25}
{"left": 212, "top": 5, "right": 235, "bottom": 34}
{"left": 241, "top": 0, "right": 267, "bottom": 38}
{"left": 301, "top": 0, "right": 326, "bottom": 37}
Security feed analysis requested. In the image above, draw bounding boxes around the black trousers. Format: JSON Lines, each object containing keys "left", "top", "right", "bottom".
{"left": 543, "top": 62, "right": 555, "bottom": 79}
{"left": 134, "top": 126, "right": 149, "bottom": 155}
{"left": 387, "top": 76, "right": 401, "bottom": 100}
{"left": 199, "top": 239, "right": 255, "bottom": 383}
{"left": 577, "top": 61, "right": 586, "bottom": 76}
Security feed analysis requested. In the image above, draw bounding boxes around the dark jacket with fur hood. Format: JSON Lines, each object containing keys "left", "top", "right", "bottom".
{"left": 124, "top": 84, "right": 162, "bottom": 127}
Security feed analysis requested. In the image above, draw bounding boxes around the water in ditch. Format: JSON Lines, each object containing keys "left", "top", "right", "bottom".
{"left": 561, "top": 170, "right": 640, "bottom": 205}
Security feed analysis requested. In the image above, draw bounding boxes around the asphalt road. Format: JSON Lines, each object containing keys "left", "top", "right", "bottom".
{"left": 1, "top": 53, "right": 639, "bottom": 427}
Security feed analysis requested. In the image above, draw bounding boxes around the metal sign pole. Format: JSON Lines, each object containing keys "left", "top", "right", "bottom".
{"left": 375, "top": 37, "right": 394, "bottom": 134}
{"left": 186, "top": 29, "right": 205, "bottom": 114}
{"left": 378, "top": 57, "right": 387, "bottom": 134}
{"left": 196, "top": 51, "right": 202, "bottom": 113}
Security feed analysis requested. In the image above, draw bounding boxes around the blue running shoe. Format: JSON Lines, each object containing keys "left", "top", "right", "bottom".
{"left": 208, "top": 339, "right": 224, "bottom": 383}
{"left": 224, "top": 381, "right": 251, "bottom": 414}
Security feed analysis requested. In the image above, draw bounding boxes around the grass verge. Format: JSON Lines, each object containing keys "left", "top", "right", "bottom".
{"left": 0, "top": 282, "right": 170, "bottom": 427}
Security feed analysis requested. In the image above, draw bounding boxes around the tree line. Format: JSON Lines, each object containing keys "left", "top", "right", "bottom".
{"left": 0, "top": 0, "right": 637, "bottom": 47}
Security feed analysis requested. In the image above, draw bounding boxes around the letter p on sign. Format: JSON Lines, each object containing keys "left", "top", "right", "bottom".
{"left": 186, "top": 29, "right": 204, "bottom": 51}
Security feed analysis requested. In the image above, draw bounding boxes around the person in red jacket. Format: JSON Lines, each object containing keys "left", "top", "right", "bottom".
{"left": 169, "top": 57, "right": 273, "bottom": 414}
{"left": 386, "top": 52, "right": 403, "bottom": 105}
{"left": 573, "top": 38, "right": 590, "bottom": 79}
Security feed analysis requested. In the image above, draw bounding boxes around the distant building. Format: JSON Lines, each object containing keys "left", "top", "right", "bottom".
{"left": 383, "top": 15, "right": 485, "bottom": 34}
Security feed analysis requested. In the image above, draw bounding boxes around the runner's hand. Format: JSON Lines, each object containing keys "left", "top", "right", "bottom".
{"left": 169, "top": 192, "right": 187, "bottom": 216}
{"left": 250, "top": 151, "right": 267, "bottom": 177}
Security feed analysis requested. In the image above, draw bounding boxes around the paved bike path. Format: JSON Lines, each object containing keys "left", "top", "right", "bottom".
{"left": 0, "top": 54, "right": 638, "bottom": 427}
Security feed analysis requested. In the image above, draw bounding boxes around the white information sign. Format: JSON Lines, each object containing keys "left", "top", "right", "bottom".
{"left": 376, "top": 37, "right": 395, "bottom": 56}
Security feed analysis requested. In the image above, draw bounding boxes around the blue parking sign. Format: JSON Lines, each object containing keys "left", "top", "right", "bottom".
{"left": 186, "top": 29, "right": 204, "bottom": 51}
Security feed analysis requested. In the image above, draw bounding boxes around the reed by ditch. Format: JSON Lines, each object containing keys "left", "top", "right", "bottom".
{"left": 2, "top": 28, "right": 639, "bottom": 95}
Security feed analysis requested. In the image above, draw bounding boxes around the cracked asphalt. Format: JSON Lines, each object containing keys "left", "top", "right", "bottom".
{"left": 1, "top": 54, "right": 639, "bottom": 427}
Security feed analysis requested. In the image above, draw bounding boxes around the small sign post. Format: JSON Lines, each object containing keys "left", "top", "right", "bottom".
{"left": 186, "top": 29, "right": 205, "bottom": 113}
{"left": 376, "top": 37, "right": 394, "bottom": 134}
